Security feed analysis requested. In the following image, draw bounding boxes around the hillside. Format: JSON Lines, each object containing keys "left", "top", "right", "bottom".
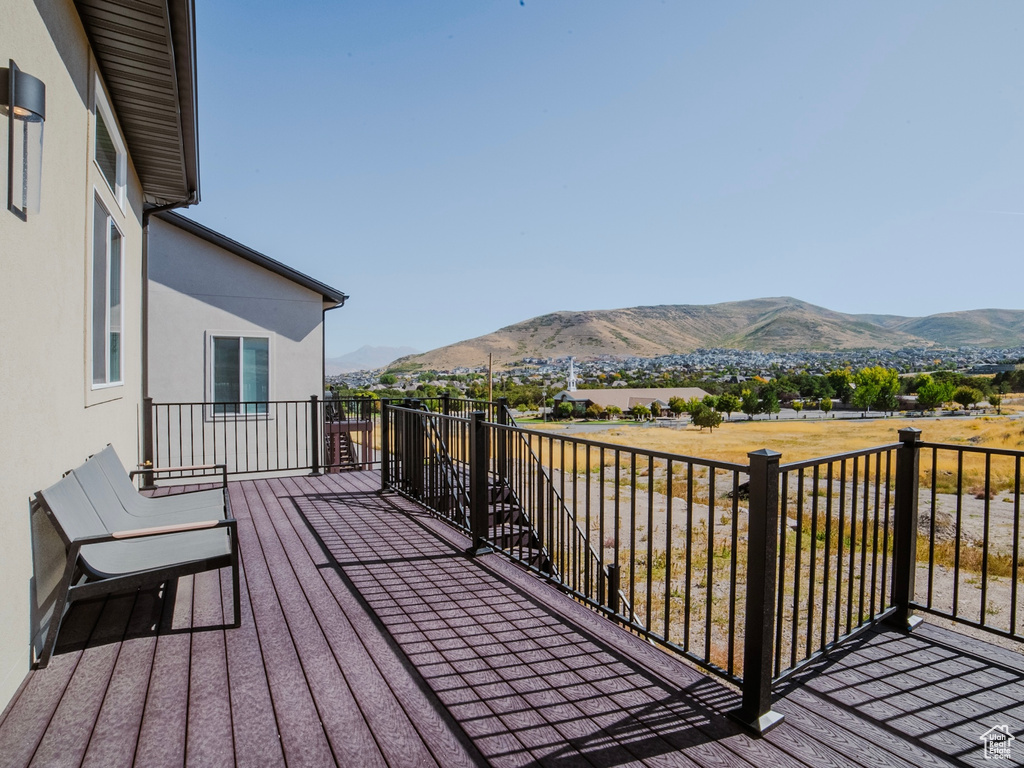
{"left": 391, "top": 298, "right": 1024, "bottom": 371}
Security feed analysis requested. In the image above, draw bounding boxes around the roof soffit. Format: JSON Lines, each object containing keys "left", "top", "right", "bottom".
{"left": 75, "top": 0, "right": 200, "bottom": 205}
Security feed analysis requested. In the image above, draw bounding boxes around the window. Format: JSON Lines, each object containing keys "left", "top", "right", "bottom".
{"left": 211, "top": 336, "right": 269, "bottom": 415}
{"left": 92, "top": 198, "right": 123, "bottom": 387}
{"left": 93, "top": 77, "right": 126, "bottom": 207}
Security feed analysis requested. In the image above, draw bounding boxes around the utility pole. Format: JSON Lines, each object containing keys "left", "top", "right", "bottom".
{"left": 488, "top": 353, "right": 493, "bottom": 402}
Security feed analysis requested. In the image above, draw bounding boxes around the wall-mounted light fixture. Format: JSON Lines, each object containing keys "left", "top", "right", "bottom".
{"left": 1, "top": 59, "right": 46, "bottom": 219}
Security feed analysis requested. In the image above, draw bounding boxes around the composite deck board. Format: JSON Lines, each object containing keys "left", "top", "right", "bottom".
{"left": 231, "top": 485, "right": 339, "bottom": 767}
{"left": 185, "top": 568, "right": 234, "bottom": 768}
{"left": 133, "top": 575, "right": 194, "bottom": 768}
{"left": 30, "top": 592, "right": 136, "bottom": 768}
{"left": 80, "top": 586, "right": 163, "bottom": 768}
{"left": 777, "top": 689, "right": 955, "bottom": 768}
{"left": 217, "top": 548, "right": 285, "bottom": 768}
{"left": 319, "top": 478, "right": 763, "bottom": 768}
{"left": 278, "top": 476, "right": 484, "bottom": 768}
{"left": 0, "top": 599, "right": 105, "bottom": 767}
{"left": 4, "top": 469, "right": 1024, "bottom": 767}
{"left": 240, "top": 480, "right": 389, "bottom": 768}
{"left": 248, "top": 476, "right": 432, "bottom": 768}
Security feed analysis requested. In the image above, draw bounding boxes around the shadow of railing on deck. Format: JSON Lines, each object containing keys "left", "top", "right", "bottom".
{"left": 289, "top": 483, "right": 748, "bottom": 766}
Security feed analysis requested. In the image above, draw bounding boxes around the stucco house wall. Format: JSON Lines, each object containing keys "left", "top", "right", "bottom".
{"left": 145, "top": 215, "right": 345, "bottom": 472}
{"left": 147, "top": 216, "right": 329, "bottom": 405}
{"left": 0, "top": 0, "right": 146, "bottom": 706}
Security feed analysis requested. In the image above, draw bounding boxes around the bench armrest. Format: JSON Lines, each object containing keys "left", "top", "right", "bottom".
{"left": 131, "top": 463, "right": 228, "bottom": 488}
{"left": 135, "top": 463, "right": 224, "bottom": 474}
{"left": 71, "top": 517, "right": 236, "bottom": 546}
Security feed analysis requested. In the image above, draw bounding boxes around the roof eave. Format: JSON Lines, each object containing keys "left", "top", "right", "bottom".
{"left": 155, "top": 212, "right": 348, "bottom": 305}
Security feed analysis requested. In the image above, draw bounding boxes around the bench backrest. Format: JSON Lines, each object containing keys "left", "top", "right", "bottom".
{"left": 73, "top": 454, "right": 139, "bottom": 532}
{"left": 86, "top": 445, "right": 151, "bottom": 516}
{"left": 37, "top": 473, "right": 108, "bottom": 546}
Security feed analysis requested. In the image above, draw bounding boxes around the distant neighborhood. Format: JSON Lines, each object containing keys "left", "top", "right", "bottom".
{"left": 331, "top": 345, "right": 1024, "bottom": 395}
{"left": 325, "top": 344, "right": 1024, "bottom": 424}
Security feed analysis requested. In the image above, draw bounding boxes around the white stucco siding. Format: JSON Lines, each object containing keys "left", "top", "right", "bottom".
{"left": 0, "top": 0, "right": 146, "bottom": 708}
{"left": 146, "top": 217, "right": 326, "bottom": 406}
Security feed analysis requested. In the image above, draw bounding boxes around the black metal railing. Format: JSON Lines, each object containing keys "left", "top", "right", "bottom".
{"left": 491, "top": 420, "right": 749, "bottom": 682}
{"left": 914, "top": 441, "right": 1024, "bottom": 641}
{"left": 772, "top": 443, "right": 901, "bottom": 683}
{"left": 381, "top": 403, "right": 473, "bottom": 532}
{"left": 145, "top": 395, "right": 502, "bottom": 479}
{"left": 380, "top": 413, "right": 1024, "bottom": 735}
{"left": 382, "top": 403, "right": 750, "bottom": 685}
{"left": 146, "top": 398, "right": 320, "bottom": 477}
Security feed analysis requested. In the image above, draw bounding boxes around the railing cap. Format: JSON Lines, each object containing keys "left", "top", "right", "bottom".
{"left": 747, "top": 448, "right": 782, "bottom": 461}
{"left": 898, "top": 427, "right": 922, "bottom": 442}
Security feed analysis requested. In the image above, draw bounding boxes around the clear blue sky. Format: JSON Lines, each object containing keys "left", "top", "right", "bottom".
{"left": 188, "top": 1, "right": 1024, "bottom": 358}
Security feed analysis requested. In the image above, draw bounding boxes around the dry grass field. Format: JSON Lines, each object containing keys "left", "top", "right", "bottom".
{"left": 515, "top": 403, "right": 1024, "bottom": 667}
{"left": 532, "top": 402, "right": 1024, "bottom": 466}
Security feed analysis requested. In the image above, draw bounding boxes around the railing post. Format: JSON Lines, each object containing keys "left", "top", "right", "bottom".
{"left": 606, "top": 563, "right": 620, "bottom": 615}
{"left": 731, "top": 448, "right": 785, "bottom": 736}
{"left": 141, "top": 397, "right": 156, "bottom": 489}
{"left": 380, "top": 402, "right": 391, "bottom": 491}
{"left": 467, "top": 411, "right": 493, "bottom": 556}
{"left": 409, "top": 399, "right": 425, "bottom": 499}
{"left": 888, "top": 427, "right": 923, "bottom": 632}
{"left": 496, "top": 397, "right": 509, "bottom": 486}
{"left": 309, "top": 395, "right": 321, "bottom": 476}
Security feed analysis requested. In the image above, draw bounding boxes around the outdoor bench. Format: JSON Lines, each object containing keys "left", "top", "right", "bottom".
{"left": 32, "top": 446, "right": 239, "bottom": 668}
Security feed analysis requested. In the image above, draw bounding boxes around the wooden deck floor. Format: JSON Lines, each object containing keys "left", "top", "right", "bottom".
{"left": 1, "top": 470, "right": 1022, "bottom": 767}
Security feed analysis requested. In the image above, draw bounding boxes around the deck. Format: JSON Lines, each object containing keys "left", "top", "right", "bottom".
{"left": 1, "top": 470, "right": 1021, "bottom": 767}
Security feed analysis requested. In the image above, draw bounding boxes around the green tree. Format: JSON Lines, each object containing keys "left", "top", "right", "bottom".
{"left": 629, "top": 403, "right": 651, "bottom": 421}
{"left": 820, "top": 396, "right": 833, "bottom": 415}
{"left": 761, "top": 389, "right": 781, "bottom": 418}
{"left": 605, "top": 405, "right": 623, "bottom": 420}
{"left": 691, "top": 404, "right": 723, "bottom": 433}
{"left": 717, "top": 393, "right": 741, "bottom": 420}
{"left": 379, "top": 373, "right": 397, "bottom": 386}
{"left": 915, "top": 377, "right": 953, "bottom": 411}
{"left": 792, "top": 400, "right": 803, "bottom": 414}
{"left": 668, "top": 396, "right": 687, "bottom": 419}
{"left": 702, "top": 394, "right": 719, "bottom": 411}
{"left": 853, "top": 366, "right": 899, "bottom": 413}
{"left": 989, "top": 392, "right": 1003, "bottom": 415}
{"left": 585, "top": 403, "right": 604, "bottom": 420}
{"left": 952, "top": 385, "right": 984, "bottom": 412}
{"left": 826, "top": 369, "right": 854, "bottom": 404}
{"left": 555, "top": 402, "right": 573, "bottom": 420}
{"left": 741, "top": 389, "right": 760, "bottom": 420}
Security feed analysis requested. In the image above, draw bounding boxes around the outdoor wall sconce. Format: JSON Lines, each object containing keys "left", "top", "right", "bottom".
{"left": 1, "top": 59, "right": 46, "bottom": 219}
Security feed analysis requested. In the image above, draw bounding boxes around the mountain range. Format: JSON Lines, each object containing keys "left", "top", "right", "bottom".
{"left": 391, "top": 298, "right": 1024, "bottom": 370}
{"left": 326, "top": 345, "right": 419, "bottom": 375}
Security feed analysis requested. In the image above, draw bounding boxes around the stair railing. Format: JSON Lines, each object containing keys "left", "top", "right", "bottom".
{"left": 494, "top": 400, "right": 634, "bottom": 622}
{"left": 382, "top": 401, "right": 472, "bottom": 532}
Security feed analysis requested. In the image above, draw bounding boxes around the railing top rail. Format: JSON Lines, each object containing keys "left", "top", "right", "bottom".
{"left": 383, "top": 404, "right": 473, "bottom": 425}
{"left": 919, "top": 441, "right": 1024, "bottom": 459}
{"left": 489, "top": 421, "right": 749, "bottom": 473}
{"left": 779, "top": 442, "right": 902, "bottom": 473}
{"left": 152, "top": 400, "right": 315, "bottom": 407}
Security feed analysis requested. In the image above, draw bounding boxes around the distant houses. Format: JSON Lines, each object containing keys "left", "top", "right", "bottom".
{"left": 553, "top": 387, "right": 710, "bottom": 416}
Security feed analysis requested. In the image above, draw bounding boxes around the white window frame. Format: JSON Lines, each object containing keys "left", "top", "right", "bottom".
{"left": 206, "top": 332, "right": 273, "bottom": 419}
{"left": 91, "top": 195, "right": 125, "bottom": 390}
{"left": 93, "top": 74, "right": 127, "bottom": 211}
